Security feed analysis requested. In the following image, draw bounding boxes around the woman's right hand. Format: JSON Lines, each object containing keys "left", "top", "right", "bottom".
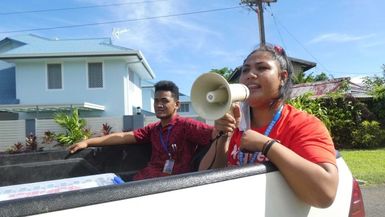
{"left": 214, "top": 103, "right": 241, "bottom": 133}
{"left": 67, "top": 141, "right": 88, "bottom": 154}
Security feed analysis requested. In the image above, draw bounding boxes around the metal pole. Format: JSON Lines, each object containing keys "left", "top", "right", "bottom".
{"left": 240, "top": 0, "right": 277, "bottom": 46}
{"left": 257, "top": 0, "right": 266, "bottom": 46}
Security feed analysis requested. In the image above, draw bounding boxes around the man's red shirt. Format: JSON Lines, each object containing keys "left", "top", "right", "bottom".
{"left": 133, "top": 114, "right": 213, "bottom": 180}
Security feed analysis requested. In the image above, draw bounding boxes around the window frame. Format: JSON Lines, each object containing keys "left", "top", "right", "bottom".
{"left": 46, "top": 63, "right": 63, "bottom": 90}
{"left": 86, "top": 61, "right": 104, "bottom": 89}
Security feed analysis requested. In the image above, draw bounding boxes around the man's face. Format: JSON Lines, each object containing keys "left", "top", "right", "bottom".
{"left": 154, "top": 90, "right": 180, "bottom": 120}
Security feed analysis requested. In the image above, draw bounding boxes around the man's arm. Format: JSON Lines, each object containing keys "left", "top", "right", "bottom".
{"left": 67, "top": 131, "right": 137, "bottom": 154}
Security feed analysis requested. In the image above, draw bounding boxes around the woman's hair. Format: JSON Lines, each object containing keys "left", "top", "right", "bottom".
{"left": 243, "top": 43, "right": 294, "bottom": 104}
{"left": 154, "top": 80, "right": 179, "bottom": 100}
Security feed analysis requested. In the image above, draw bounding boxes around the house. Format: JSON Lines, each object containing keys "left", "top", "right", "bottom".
{"left": 290, "top": 77, "right": 371, "bottom": 99}
{"left": 0, "top": 34, "right": 155, "bottom": 120}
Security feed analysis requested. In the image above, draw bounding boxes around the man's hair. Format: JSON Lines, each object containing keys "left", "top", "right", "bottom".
{"left": 154, "top": 80, "right": 179, "bottom": 100}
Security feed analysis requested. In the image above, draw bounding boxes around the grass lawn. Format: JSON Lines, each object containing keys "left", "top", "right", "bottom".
{"left": 339, "top": 148, "right": 385, "bottom": 186}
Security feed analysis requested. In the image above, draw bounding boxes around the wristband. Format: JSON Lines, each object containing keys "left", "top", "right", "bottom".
{"left": 262, "top": 140, "right": 276, "bottom": 156}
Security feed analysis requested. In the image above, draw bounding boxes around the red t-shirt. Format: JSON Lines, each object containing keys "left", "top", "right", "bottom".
{"left": 228, "top": 104, "right": 336, "bottom": 166}
{"left": 133, "top": 114, "right": 213, "bottom": 180}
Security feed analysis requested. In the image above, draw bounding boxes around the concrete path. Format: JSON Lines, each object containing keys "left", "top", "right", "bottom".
{"left": 360, "top": 184, "right": 385, "bottom": 217}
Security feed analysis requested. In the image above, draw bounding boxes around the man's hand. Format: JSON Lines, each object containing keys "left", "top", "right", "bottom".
{"left": 67, "top": 141, "right": 88, "bottom": 154}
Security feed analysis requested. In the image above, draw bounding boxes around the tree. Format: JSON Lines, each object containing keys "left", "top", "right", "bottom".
{"left": 210, "top": 67, "right": 233, "bottom": 80}
{"left": 292, "top": 71, "right": 329, "bottom": 84}
{"left": 361, "top": 65, "right": 385, "bottom": 125}
{"left": 313, "top": 72, "right": 329, "bottom": 82}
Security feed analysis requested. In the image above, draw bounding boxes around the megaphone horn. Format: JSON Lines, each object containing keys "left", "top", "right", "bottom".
{"left": 191, "top": 72, "right": 250, "bottom": 120}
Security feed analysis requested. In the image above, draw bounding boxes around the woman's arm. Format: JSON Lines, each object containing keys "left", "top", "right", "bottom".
{"left": 198, "top": 133, "right": 229, "bottom": 170}
{"left": 240, "top": 130, "right": 338, "bottom": 208}
{"left": 267, "top": 142, "right": 338, "bottom": 208}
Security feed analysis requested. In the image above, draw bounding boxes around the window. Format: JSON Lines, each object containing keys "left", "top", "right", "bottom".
{"left": 178, "top": 103, "right": 190, "bottom": 113}
{"left": 88, "top": 62, "right": 103, "bottom": 88}
{"left": 47, "top": 64, "right": 62, "bottom": 89}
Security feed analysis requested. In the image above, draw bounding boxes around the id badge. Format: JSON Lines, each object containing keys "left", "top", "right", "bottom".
{"left": 163, "top": 159, "right": 175, "bottom": 174}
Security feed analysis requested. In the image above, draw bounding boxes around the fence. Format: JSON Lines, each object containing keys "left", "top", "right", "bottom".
{"left": 0, "top": 114, "right": 153, "bottom": 152}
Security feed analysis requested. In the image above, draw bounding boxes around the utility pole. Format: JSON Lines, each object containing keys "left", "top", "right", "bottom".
{"left": 240, "top": 0, "right": 277, "bottom": 46}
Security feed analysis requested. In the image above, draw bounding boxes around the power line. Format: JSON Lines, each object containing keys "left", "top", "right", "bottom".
{"left": 264, "top": 6, "right": 331, "bottom": 73}
{"left": 264, "top": 5, "right": 287, "bottom": 50}
{"left": 0, "top": 6, "right": 242, "bottom": 34}
{"left": 0, "top": 0, "right": 167, "bottom": 16}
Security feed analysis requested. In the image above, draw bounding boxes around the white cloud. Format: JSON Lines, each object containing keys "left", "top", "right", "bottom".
{"left": 84, "top": 0, "right": 223, "bottom": 63}
{"left": 308, "top": 33, "right": 375, "bottom": 44}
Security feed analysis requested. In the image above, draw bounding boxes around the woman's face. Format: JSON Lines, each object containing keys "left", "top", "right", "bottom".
{"left": 239, "top": 51, "right": 286, "bottom": 108}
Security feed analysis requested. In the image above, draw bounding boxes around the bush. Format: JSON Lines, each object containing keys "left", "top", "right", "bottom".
{"left": 54, "top": 109, "right": 91, "bottom": 146}
{"left": 351, "top": 120, "right": 385, "bottom": 149}
{"left": 321, "top": 95, "right": 371, "bottom": 149}
{"left": 288, "top": 91, "right": 381, "bottom": 149}
{"left": 288, "top": 93, "right": 330, "bottom": 129}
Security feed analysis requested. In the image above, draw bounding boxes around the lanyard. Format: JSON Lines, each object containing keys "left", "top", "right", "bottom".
{"left": 159, "top": 125, "right": 173, "bottom": 157}
{"left": 238, "top": 105, "right": 283, "bottom": 166}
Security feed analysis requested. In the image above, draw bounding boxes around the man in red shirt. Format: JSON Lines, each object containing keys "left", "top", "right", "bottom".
{"left": 68, "top": 80, "right": 214, "bottom": 180}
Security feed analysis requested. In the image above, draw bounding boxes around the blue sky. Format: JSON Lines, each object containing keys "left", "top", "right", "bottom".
{"left": 1, "top": 0, "right": 384, "bottom": 95}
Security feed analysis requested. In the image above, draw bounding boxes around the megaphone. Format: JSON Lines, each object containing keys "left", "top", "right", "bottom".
{"left": 191, "top": 72, "right": 250, "bottom": 120}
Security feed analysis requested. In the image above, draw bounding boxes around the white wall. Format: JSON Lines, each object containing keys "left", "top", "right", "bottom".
{"left": 0, "top": 120, "right": 25, "bottom": 151}
{"left": 14, "top": 58, "right": 137, "bottom": 117}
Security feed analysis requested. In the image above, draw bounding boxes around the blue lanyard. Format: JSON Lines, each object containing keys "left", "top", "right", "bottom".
{"left": 159, "top": 125, "right": 173, "bottom": 157}
{"left": 238, "top": 105, "right": 283, "bottom": 166}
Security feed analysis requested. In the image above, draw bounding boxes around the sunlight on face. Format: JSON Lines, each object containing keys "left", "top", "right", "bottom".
{"left": 153, "top": 91, "right": 179, "bottom": 120}
{"left": 240, "top": 51, "right": 282, "bottom": 107}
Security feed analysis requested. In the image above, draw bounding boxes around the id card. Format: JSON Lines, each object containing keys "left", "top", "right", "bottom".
{"left": 163, "top": 159, "right": 175, "bottom": 174}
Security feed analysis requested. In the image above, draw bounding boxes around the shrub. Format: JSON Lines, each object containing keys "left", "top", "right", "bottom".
{"left": 25, "top": 133, "right": 38, "bottom": 152}
{"left": 7, "top": 142, "right": 24, "bottom": 154}
{"left": 351, "top": 120, "right": 385, "bottom": 148}
{"left": 54, "top": 109, "right": 91, "bottom": 146}
{"left": 322, "top": 95, "right": 375, "bottom": 149}
{"left": 288, "top": 93, "right": 331, "bottom": 129}
{"left": 102, "top": 123, "right": 113, "bottom": 136}
{"left": 42, "top": 130, "right": 56, "bottom": 144}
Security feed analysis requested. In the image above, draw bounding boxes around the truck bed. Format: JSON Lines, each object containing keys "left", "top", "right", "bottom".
{"left": 0, "top": 146, "right": 356, "bottom": 217}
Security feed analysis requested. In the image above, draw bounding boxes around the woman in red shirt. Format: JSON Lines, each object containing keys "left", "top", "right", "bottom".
{"left": 199, "top": 44, "right": 338, "bottom": 208}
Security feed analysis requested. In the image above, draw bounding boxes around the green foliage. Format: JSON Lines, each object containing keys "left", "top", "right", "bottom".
{"left": 362, "top": 74, "right": 385, "bottom": 124}
{"left": 292, "top": 71, "right": 329, "bottom": 85}
{"left": 313, "top": 72, "right": 329, "bottom": 82}
{"left": 288, "top": 93, "right": 330, "bottom": 129}
{"left": 351, "top": 121, "right": 385, "bottom": 149}
{"left": 288, "top": 89, "right": 379, "bottom": 149}
{"left": 210, "top": 67, "right": 233, "bottom": 80}
{"left": 54, "top": 109, "right": 91, "bottom": 146}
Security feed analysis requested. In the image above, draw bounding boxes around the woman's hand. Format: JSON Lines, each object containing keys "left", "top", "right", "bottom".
{"left": 240, "top": 129, "right": 269, "bottom": 153}
{"left": 214, "top": 103, "right": 242, "bottom": 134}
